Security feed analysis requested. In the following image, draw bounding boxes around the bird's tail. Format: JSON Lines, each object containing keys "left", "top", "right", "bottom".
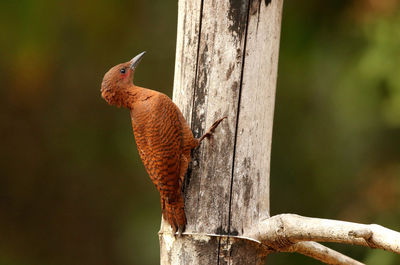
{"left": 161, "top": 193, "right": 186, "bottom": 236}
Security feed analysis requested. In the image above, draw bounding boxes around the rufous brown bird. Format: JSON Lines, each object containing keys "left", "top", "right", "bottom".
{"left": 101, "top": 52, "right": 225, "bottom": 235}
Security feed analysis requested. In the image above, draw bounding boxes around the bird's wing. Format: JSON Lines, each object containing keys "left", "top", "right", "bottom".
{"left": 131, "top": 93, "right": 188, "bottom": 231}
{"left": 131, "top": 93, "right": 185, "bottom": 196}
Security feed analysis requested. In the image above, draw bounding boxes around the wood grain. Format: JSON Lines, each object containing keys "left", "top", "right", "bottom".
{"left": 231, "top": 0, "right": 283, "bottom": 236}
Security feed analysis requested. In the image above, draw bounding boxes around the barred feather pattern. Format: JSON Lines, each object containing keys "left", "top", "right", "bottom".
{"left": 100, "top": 60, "right": 222, "bottom": 234}
{"left": 129, "top": 89, "right": 198, "bottom": 233}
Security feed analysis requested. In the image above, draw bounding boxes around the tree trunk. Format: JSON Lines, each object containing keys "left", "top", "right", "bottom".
{"left": 159, "top": 0, "right": 283, "bottom": 264}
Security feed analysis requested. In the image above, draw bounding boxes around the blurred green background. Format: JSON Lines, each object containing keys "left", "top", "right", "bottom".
{"left": 1, "top": 0, "right": 400, "bottom": 264}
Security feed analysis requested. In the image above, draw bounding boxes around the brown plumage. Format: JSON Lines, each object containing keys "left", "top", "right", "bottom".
{"left": 100, "top": 52, "right": 225, "bottom": 234}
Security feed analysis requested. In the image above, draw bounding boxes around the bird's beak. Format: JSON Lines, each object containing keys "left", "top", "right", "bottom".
{"left": 130, "top": 51, "right": 146, "bottom": 70}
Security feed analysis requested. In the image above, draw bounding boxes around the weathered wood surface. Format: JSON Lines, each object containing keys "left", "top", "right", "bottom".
{"left": 160, "top": 0, "right": 283, "bottom": 264}
{"left": 183, "top": 0, "right": 248, "bottom": 235}
{"left": 231, "top": 0, "right": 283, "bottom": 236}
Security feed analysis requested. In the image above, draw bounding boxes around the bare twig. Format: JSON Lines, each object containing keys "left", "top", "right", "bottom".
{"left": 251, "top": 214, "right": 400, "bottom": 254}
{"left": 281, "top": 241, "right": 364, "bottom": 265}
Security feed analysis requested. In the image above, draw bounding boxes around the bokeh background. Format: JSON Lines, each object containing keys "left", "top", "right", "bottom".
{"left": 1, "top": 0, "right": 400, "bottom": 264}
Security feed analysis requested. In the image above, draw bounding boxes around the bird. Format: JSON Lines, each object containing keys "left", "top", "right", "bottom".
{"left": 100, "top": 52, "right": 226, "bottom": 235}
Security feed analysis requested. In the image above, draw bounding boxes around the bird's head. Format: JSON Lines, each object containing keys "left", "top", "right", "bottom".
{"left": 101, "top": 51, "right": 146, "bottom": 107}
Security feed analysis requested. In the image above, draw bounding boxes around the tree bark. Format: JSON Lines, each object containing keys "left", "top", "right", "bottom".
{"left": 159, "top": 0, "right": 284, "bottom": 264}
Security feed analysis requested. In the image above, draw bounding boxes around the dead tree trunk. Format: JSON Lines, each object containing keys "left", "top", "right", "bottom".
{"left": 157, "top": 1, "right": 400, "bottom": 264}
{"left": 159, "top": 0, "right": 283, "bottom": 264}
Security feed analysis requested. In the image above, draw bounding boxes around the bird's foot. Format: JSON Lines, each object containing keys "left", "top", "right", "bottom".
{"left": 199, "top": 116, "right": 227, "bottom": 145}
{"left": 177, "top": 225, "right": 184, "bottom": 237}
{"left": 172, "top": 224, "right": 185, "bottom": 238}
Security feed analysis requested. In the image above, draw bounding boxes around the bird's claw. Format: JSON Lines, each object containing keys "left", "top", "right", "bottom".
{"left": 199, "top": 116, "right": 227, "bottom": 144}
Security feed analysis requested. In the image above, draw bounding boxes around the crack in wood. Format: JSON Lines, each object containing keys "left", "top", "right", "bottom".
{"left": 227, "top": 0, "right": 251, "bottom": 239}
{"left": 186, "top": 0, "right": 205, "bottom": 233}
{"left": 191, "top": 0, "right": 205, "bottom": 137}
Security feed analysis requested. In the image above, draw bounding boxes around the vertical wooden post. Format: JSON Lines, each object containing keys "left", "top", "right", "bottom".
{"left": 159, "top": 0, "right": 283, "bottom": 264}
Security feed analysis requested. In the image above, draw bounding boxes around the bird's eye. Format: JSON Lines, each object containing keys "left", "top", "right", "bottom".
{"left": 120, "top": 68, "right": 126, "bottom": 74}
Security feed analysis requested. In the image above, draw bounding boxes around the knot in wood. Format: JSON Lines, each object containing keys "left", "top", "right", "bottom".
{"left": 349, "top": 229, "right": 377, "bottom": 249}
{"left": 266, "top": 224, "right": 295, "bottom": 250}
